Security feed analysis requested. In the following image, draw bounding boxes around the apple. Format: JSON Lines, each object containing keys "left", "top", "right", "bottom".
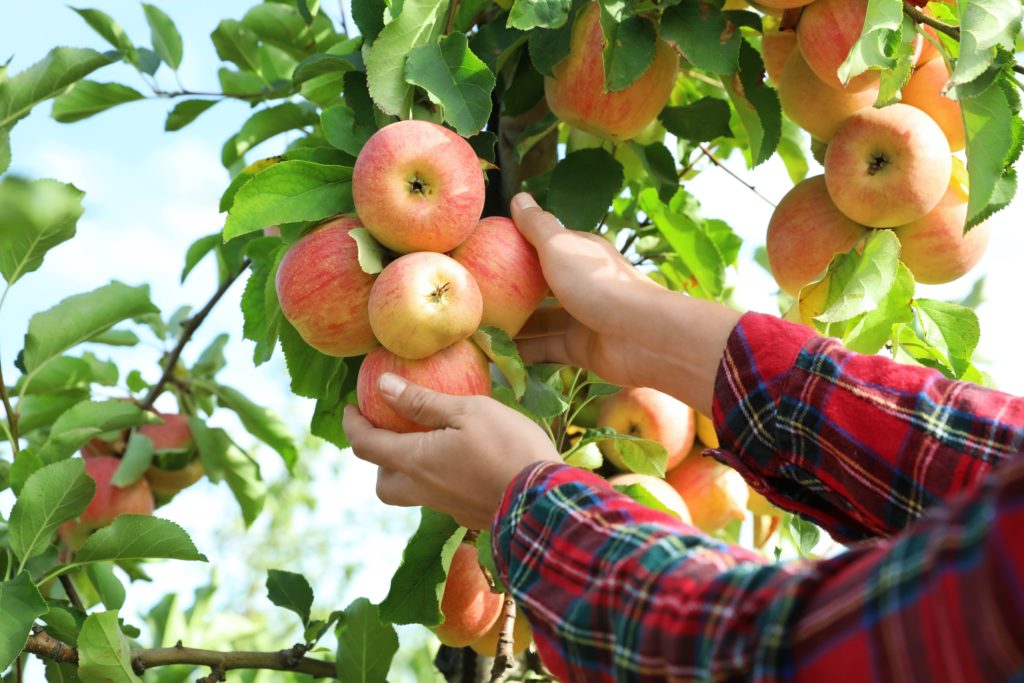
{"left": 762, "top": 21, "right": 798, "bottom": 84}
{"left": 900, "top": 59, "right": 964, "bottom": 152}
{"left": 81, "top": 431, "right": 127, "bottom": 458}
{"left": 747, "top": 486, "right": 783, "bottom": 515}
{"left": 544, "top": 2, "right": 679, "bottom": 142}
{"left": 470, "top": 604, "right": 533, "bottom": 657}
{"left": 138, "top": 413, "right": 204, "bottom": 495}
{"left": 275, "top": 216, "right": 378, "bottom": 358}
{"left": 59, "top": 456, "right": 155, "bottom": 550}
{"left": 778, "top": 48, "right": 878, "bottom": 142}
{"left": 695, "top": 412, "right": 718, "bottom": 449}
{"left": 824, "top": 103, "right": 952, "bottom": 228}
{"left": 916, "top": 23, "right": 942, "bottom": 66}
{"left": 435, "top": 543, "right": 503, "bottom": 647}
{"left": 608, "top": 473, "right": 693, "bottom": 524}
{"left": 766, "top": 176, "right": 868, "bottom": 296}
{"left": 356, "top": 339, "right": 492, "bottom": 433}
{"left": 798, "top": 0, "right": 881, "bottom": 91}
{"left": 597, "top": 387, "right": 696, "bottom": 473}
{"left": 892, "top": 159, "right": 990, "bottom": 285}
{"left": 352, "top": 120, "right": 485, "bottom": 254}
{"left": 756, "top": 0, "right": 813, "bottom": 8}
{"left": 665, "top": 447, "right": 749, "bottom": 533}
{"left": 450, "top": 217, "right": 548, "bottom": 337}
{"left": 368, "top": 252, "right": 483, "bottom": 360}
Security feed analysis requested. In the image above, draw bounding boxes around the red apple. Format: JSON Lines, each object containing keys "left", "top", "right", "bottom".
{"left": 59, "top": 456, "right": 155, "bottom": 550}
{"left": 900, "top": 58, "right": 964, "bottom": 152}
{"left": 798, "top": 0, "right": 883, "bottom": 91}
{"left": 435, "top": 543, "right": 503, "bottom": 647}
{"left": 450, "top": 217, "right": 548, "bottom": 337}
{"left": 597, "top": 387, "right": 696, "bottom": 473}
{"left": 352, "top": 120, "right": 485, "bottom": 254}
{"left": 766, "top": 176, "right": 868, "bottom": 296}
{"left": 368, "top": 252, "right": 483, "bottom": 360}
{"left": 608, "top": 472, "right": 693, "bottom": 524}
{"left": 275, "top": 216, "right": 378, "bottom": 358}
{"left": 762, "top": 22, "right": 798, "bottom": 85}
{"left": 544, "top": 2, "right": 679, "bottom": 142}
{"left": 824, "top": 103, "right": 952, "bottom": 228}
{"left": 356, "top": 339, "right": 491, "bottom": 433}
{"left": 916, "top": 23, "right": 942, "bottom": 66}
{"left": 893, "top": 159, "right": 990, "bottom": 284}
{"left": 139, "top": 413, "right": 204, "bottom": 495}
{"left": 665, "top": 447, "right": 749, "bottom": 533}
{"left": 778, "top": 47, "right": 878, "bottom": 142}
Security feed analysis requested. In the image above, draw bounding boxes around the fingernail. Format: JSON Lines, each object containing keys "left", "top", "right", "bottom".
{"left": 379, "top": 373, "right": 407, "bottom": 399}
{"left": 512, "top": 193, "right": 537, "bottom": 210}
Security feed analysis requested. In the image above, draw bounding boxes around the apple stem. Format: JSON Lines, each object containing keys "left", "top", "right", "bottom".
{"left": 867, "top": 153, "right": 890, "bottom": 176}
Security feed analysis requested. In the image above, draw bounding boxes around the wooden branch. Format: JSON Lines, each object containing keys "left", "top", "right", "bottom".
{"left": 24, "top": 632, "right": 335, "bottom": 679}
{"left": 697, "top": 145, "right": 777, "bottom": 208}
{"left": 488, "top": 595, "right": 517, "bottom": 682}
{"left": 0, "top": 359, "right": 20, "bottom": 452}
{"left": 141, "top": 260, "right": 250, "bottom": 410}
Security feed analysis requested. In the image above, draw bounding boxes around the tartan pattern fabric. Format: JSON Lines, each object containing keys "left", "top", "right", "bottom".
{"left": 491, "top": 313, "right": 1024, "bottom": 682}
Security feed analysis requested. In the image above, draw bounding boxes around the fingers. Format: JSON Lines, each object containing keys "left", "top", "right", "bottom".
{"left": 375, "top": 468, "right": 420, "bottom": 507}
{"left": 342, "top": 405, "right": 421, "bottom": 471}
{"left": 378, "top": 373, "right": 467, "bottom": 429}
{"left": 516, "top": 335, "right": 573, "bottom": 366}
{"left": 510, "top": 193, "right": 564, "bottom": 247}
{"left": 515, "top": 306, "right": 570, "bottom": 339}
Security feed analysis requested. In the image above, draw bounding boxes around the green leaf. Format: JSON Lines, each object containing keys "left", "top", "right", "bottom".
{"left": 914, "top": 299, "right": 980, "bottom": 379}
{"left": 962, "top": 78, "right": 1022, "bottom": 228}
{"left": 223, "top": 102, "right": 315, "bottom": 168}
{"left": 51, "top": 80, "right": 144, "bottom": 123}
{"left": 9, "top": 458, "right": 95, "bottom": 565}
{"left": 71, "top": 516, "right": 207, "bottom": 567}
{"left": 111, "top": 433, "right": 154, "bottom": 488}
{"left": 790, "top": 516, "right": 820, "bottom": 556}
{"left": 0, "top": 177, "right": 84, "bottom": 286}
{"left": 0, "top": 573, "right": 48, "bottom": 674}
{"left": 601, "top": 432, "right": 667, "bottom": 476}
{"left": 164, "top": 99, "right": 217, "bottom": 132}
{"left": 23, "top": 281, "right": 158, "bottom": 377}
{"left": 203, "top": 381, "right": 298, "bottom": 471}
{"left": 659, "top": 97, "right": 732, "bottom": 143}
{"left": 321, "top": 103, "right": 374, "bottom": 156}
{"left": 509, "top": 0, "right": 572, "bottom": 30}
{"left": 661, "top": 0, "right": 740, "bottom": 75}
{"left": 77, "top": 611, "right": 141, "bottom": 683}
{"left": 45, "top": 661, "right": 84, "bottom": 682}
{"left": 311, "top": 358, "right": 359, "bottom": 449}
{"left": 874, "top": 16, "right": 918, "bottom": 106}
{"left": 0, "top": 127, "right": 10, "bottom": 174}
{"left": 211, "top": 19, "right": 261, "bottom": 72}
{"left": 193, "top": 334, "right": 229, "bottom": 378}
{"left": 599, "top": 11, "right": 655, "bottom": 92}
{"left": 840, "top": 262, "right": 915, "bottom": 354}
{"left": 547, "top": 148, "right": 623, "bottom": 230}
{"left": 15, "top": 392, "right": 89, "bottom": 439}
{"left": 180, "top": 233, "right": 219, "bottom": 283}
{"left": 71, "top": 7, "right": 136, "bottom": 58}
{"left": 335, "top": 598, "right": 399, "bottom": 683}
{"left": 720, "top": 39, "right": 781, "bottom": 167}
{"left": 292, "top": 53, "right": 357, "bottom": 85}
{"left": 405, "top": 33, "right": 496, "bottom": 136}
{"left": 521, "top": 365, "right": 570, "bottom": 419}
{"left": 222, "top": 161, "right": 353, "bottom": 240}
{"left": 142, "top": 3, "right": 183, "bottom": 70}
{"left": 379, "top": 509, "right": 466, "bottom": 626}
{"left": 88, "top": 329, "right": 138, "bottom": 347}
{"left": 353, "top": 0, "right": 388, "bottom": 44}
{"left": 34, "top": 400, "right": 158, "bottom": 466}
{"left": 837, "top": 0, "right": 902, "bottom": 84}
{"left": 528, "top": 12, "right": 576, "bottom": 76}
{"left": 41, "top": 603, "right": 85, "bottom": 647}
{"left": 473, "top": 326, "right": 527, "bottom": 399}
{"left": 242, "top": 3, "right": 320, "bottom": 58}
{"left": 0, "top": 47, "right": 114, "bottom": 129}
{"left": 348, "top": 227, "right": 386, "bottom": 275}
{"left": 266, "top": 569, "right": 314, "bottom": 626}
{"left": 365, "top": 0, "right": 449, "bottom": 116}
{"left": 815, "top": 230, "right": 900, "bottom": 324}
{"left": 240, "top": 238, "right": 286, "bottom": 365}
{"left": 614, "top": 482, "right": 678, "bottom": 518}
{"left": 86, "top": 562, "right": 126, "bottom": 611}
{"left": 475, "top": 530, "right": 504, "bottom": 593}
{"left": 948, "top": 0, "right": 1022, "bottom": 91}
{"left": 279, "top": 322, "right": 345, "bottom": 399}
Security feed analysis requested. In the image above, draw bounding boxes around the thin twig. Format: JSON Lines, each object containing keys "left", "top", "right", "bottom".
{"left": 59, "top": 575, "right": 85, "bottom": 611}
{"left": 150, "top": 88, "right": 271, "bottom": 102}
{"left": 698, "top": 145, "right": 777, "bottom": 208}
{"left": 619, "top": 232, "right": 638, "bottom": 256}
{"left": 488, "top": 595, "right": 517, "bottom": 682}
{"left": 0, "top": 360, "right": 19, "bottom": 453}
{"left": 445, "top": 0, "right": 462, "bottom": 33}
{"left": 141, "top": 261, "right": 250, "bottom": 410}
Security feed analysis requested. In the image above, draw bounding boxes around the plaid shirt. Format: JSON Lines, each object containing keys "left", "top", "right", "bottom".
{"left": 491, "top": 312, "right": 1024, "bottom": 682}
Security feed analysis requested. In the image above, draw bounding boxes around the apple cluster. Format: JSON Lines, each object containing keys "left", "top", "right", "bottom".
{"left": 765, "top": 0, "right": 989, "bottom": 296}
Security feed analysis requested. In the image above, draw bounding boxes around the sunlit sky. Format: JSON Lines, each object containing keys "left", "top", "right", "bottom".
{"left": 2, "top": 0, "right": 1023, "bottom": 676}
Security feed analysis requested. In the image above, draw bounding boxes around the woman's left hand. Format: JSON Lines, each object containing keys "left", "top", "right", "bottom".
{"left": 343, "top": 373, "right": 562, "bottom": 530}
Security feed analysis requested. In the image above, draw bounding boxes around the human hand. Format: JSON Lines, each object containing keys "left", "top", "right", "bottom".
{"left": 343, "top": 372, "right": 561, "bottom": 530}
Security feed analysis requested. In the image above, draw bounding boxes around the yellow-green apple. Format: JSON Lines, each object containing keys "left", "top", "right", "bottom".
{"left": 139, "top": 413, "right": 204, "bottom": 495}
{"left": 608, "top": 473, "right": 693, "bottom": 523}
{"left": 778, "top": 48, "right": 878, "bottom": 142}
{"left": 450, "top": 217, "right": 548, "bottom": 336}
{"left": 695, "top": 412, "right": 718, "bottom": 448}
{"left": 762, "top": 20, "right": 798, "bottom": 84}
{"left": 275, "top": 216, "right": 378, "bottom": 358}
{"left": 798, "top": 0, "right": 887, "bottom": 91}
{"left": 58, "top": 456, "right": 155, "bottom": 550}
{"left": 597, "top": 387, "right": 696, "bottom": 472}
{"left": 824, "top": 103, "right": 952, "bottom": 228}
{"left": 665, "top": 447, "right": 749, "bottom": 533}
{"left": 470, "top": 603, "right": 533, "bottom": 657}
{"left": 544, "top": 2, "right": 678, "bottom": 142}
{"left": 368, "top": 252, "right": 483, "bottom": 360}
{"left": 352, "top": 120, "right": 485, "bottom": 254}
{"left": 900, "top": 59, "right": 964, "bottom": 152}
{"left": 892, "top": 159, "right": 990, "bottom": 284}
{"left": 766, "top": 176, "right": 868, "bottom": 296}
{"left": 356, "top": 339, "right": 491, "bottom": 433}
{"left": 434, "top": 543, "right": 503, "bottom": 647}
{"left": 747, "top": 486, "right": 784, "bottom": 515}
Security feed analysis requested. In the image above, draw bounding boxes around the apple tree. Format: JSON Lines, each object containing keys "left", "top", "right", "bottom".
{"left": 1, "top": 0, "right": 1021, "bottom": 680}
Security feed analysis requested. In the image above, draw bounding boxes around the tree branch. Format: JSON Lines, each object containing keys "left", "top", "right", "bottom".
{"left": 141, "top": 261, "right": 250, "bottom": 410}
{"left": 697, "top": 145, "right": 777, "bottom": 208}
{"left": 24, "top": 632, "right": 336, "bottom": 679}
{"left": 59, "top": 575, "right": 84, "bottom": 611}
{"left": 0, "top": 359, "right": 19, "bottom": 453}
{"left": 488, "top": 595, "right": 517, "bottom": 682}
{"left": 902, "top": 2, "right": 1024, "bottom": 76}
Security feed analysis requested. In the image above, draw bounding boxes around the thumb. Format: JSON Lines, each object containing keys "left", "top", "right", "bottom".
{"left": 510, "top": 192, "right": 563, "bottom": 248}
{"left": 377, "top": 373, "right": 465, "bottom": 429}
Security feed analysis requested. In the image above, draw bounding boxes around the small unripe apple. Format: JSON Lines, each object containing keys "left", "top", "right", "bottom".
{"left": 469, "top": 604, "right": 533, "bottom": 657}
{"left": 778, "top": 48, "right": 878, "bottom": 143}
{"left": 665, "top": 448, "right": 749, "bottom": 533}
{"left": 766, "top": 176, "right": 868, "bottom": 296}
{"left": 900, "top": 59, "right": 964, "bottom": 152}
{"left": 597, "top": 387, "right": 696, "bottom": 473}
{"left": 608, "top": 473, "right": 693, "bottom": 524}
{"left": 356, "top": 340, "right": 492, "bottom": 433}
{"left": 434, "top": 543, "right": 503, "bottom": 647}
{"left": 824, "top": 104, "right": 952, "bottom": 228}
{"left": 450, "top": 217, "right": 548, "bottom": 337}
{"left": 276, "top": 216, "right": 378, "bottom": 357}
{"left": 59, "top": 456, "right": 155, "bottom": 550}
{"left": 352, "top": 120, "right": 485, "bottom": 254}
{"left": 545, "top": 2, "right": 679, "bottom": 142}
{"left": 695, "top": 412, "right": 718, "bottom": 448}
{"left": 368, "top": 252, "right": 483, "bottom": 360}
